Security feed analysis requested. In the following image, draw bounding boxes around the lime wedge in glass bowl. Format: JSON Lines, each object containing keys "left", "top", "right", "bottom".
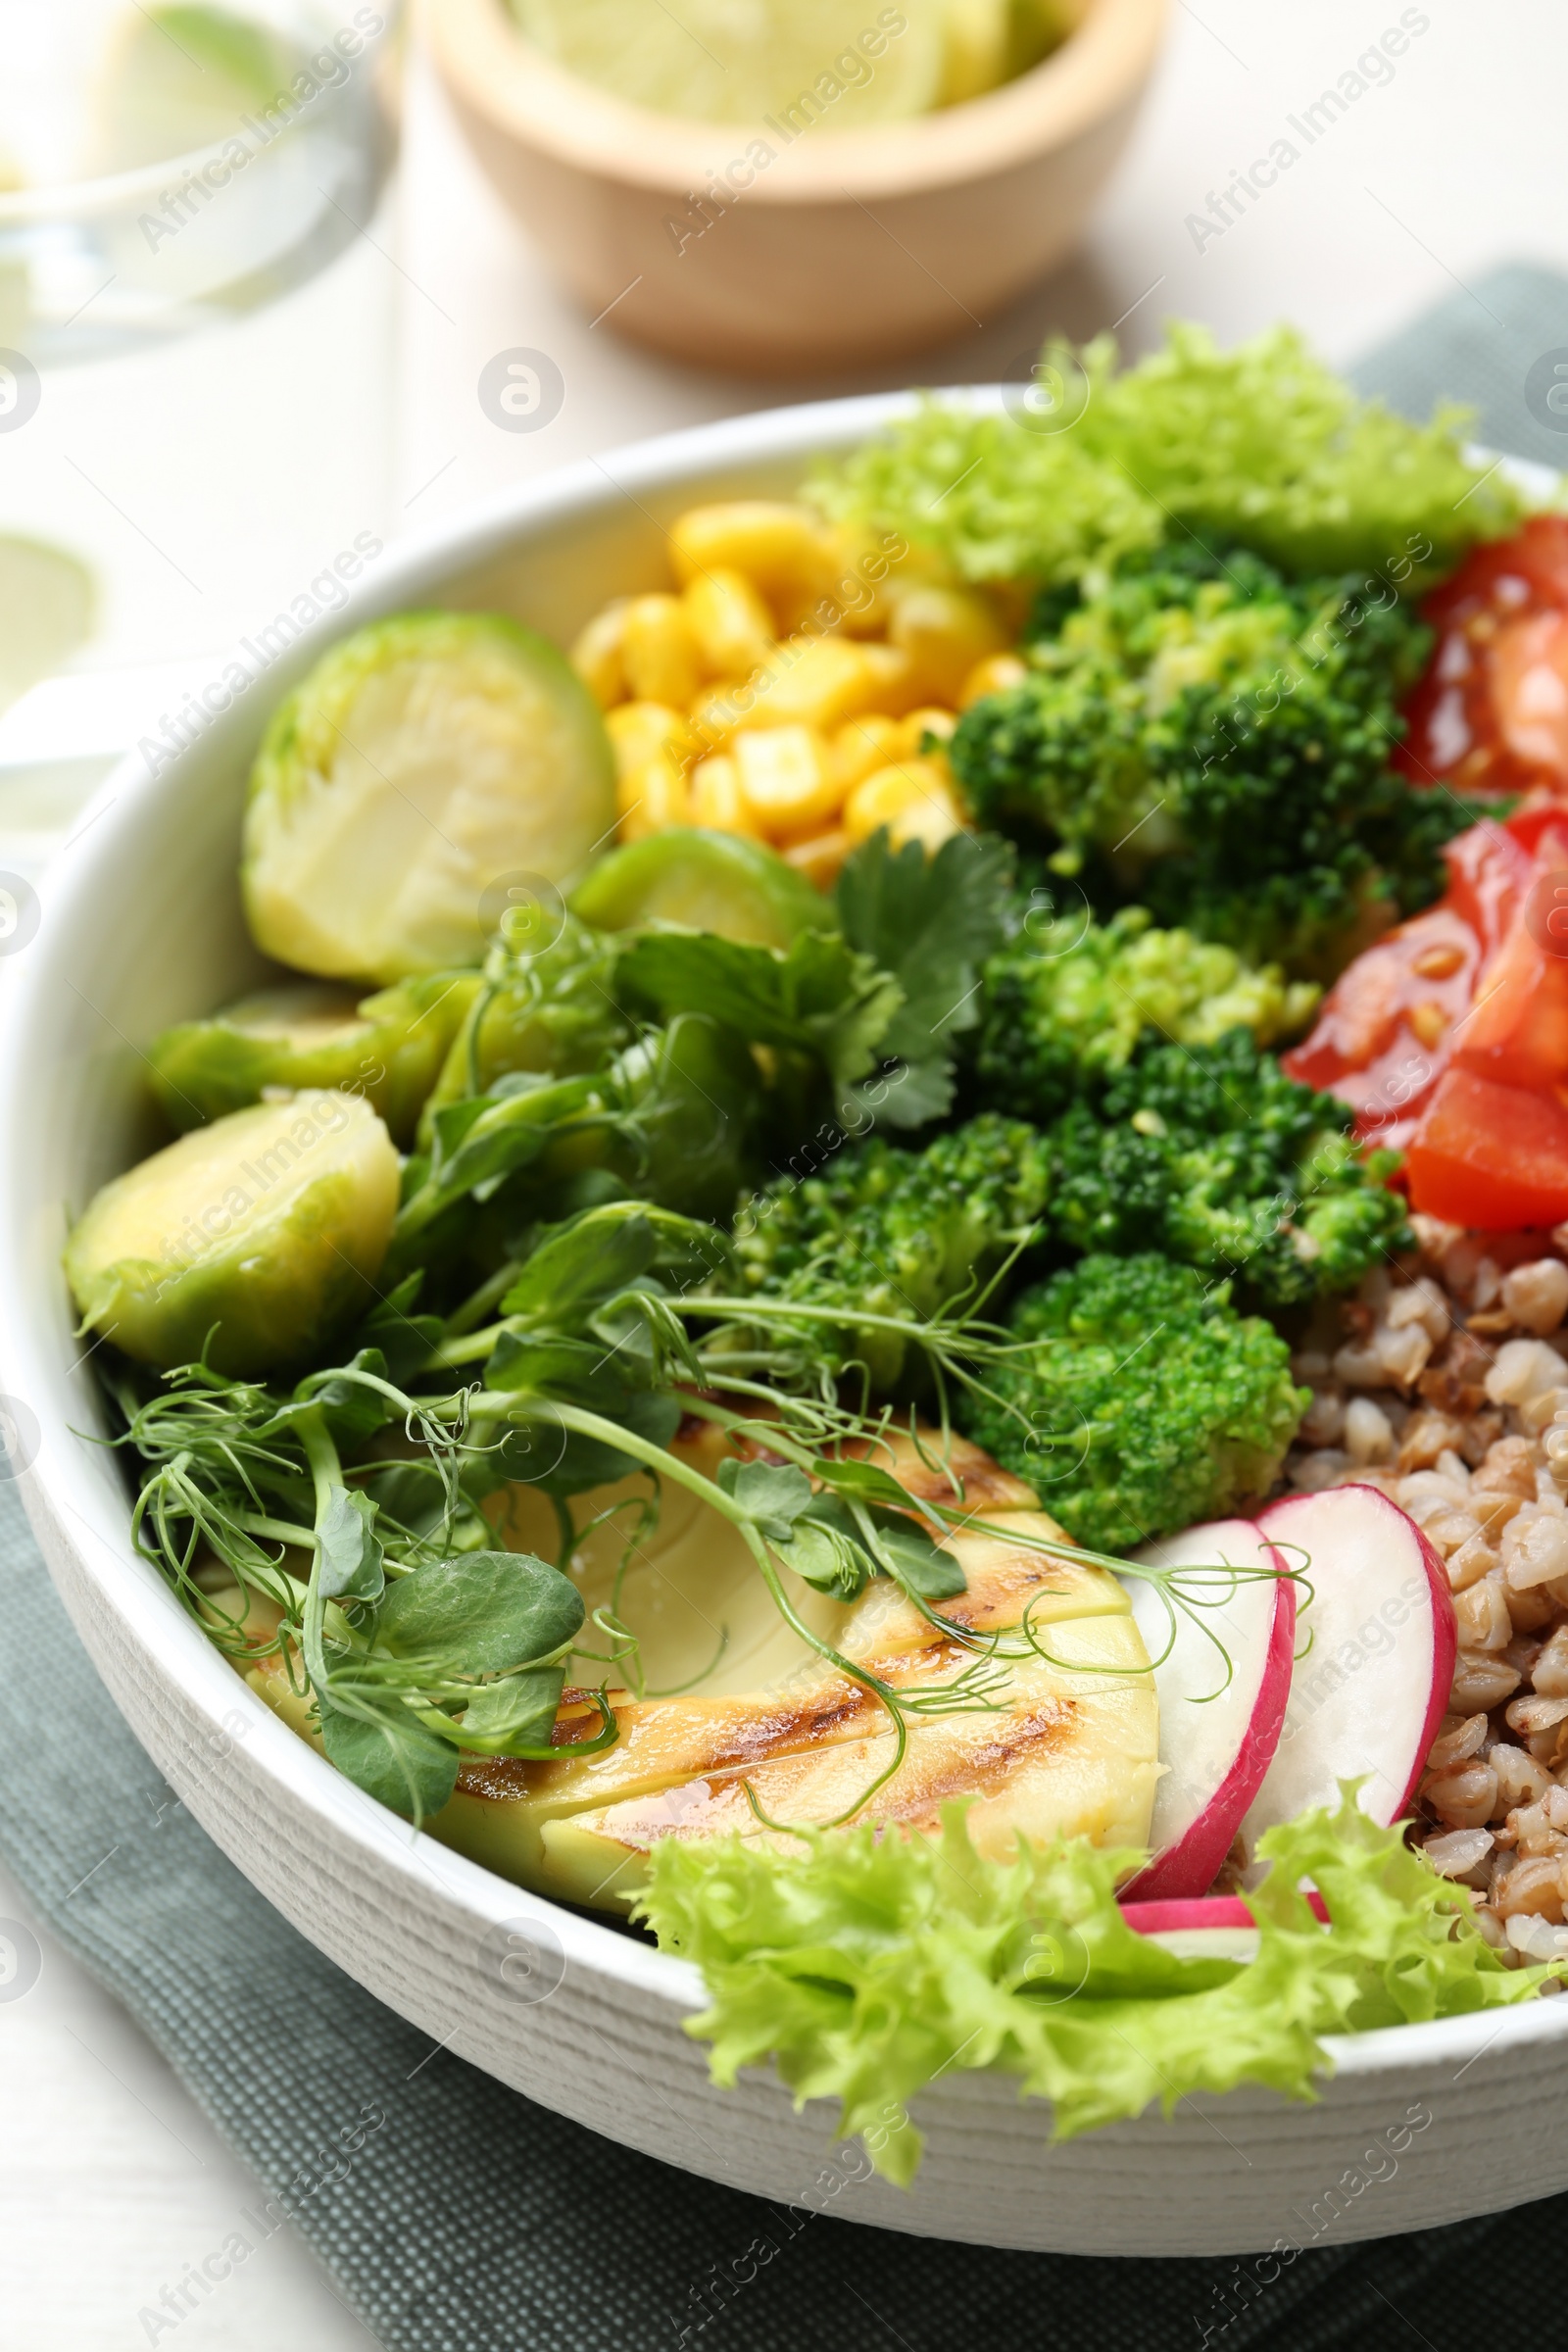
{"left": 510, "top": 0, "right": 949, "bottom": 124}
{"left": 93, "top": 3, "right": 301, "bottom": 172}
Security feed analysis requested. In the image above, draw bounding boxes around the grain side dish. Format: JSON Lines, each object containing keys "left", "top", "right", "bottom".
{"left": 63, "top": 324, "right": 1568, "bottom": 2176}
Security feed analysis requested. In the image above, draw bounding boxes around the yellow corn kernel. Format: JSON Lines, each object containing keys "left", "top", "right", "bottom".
{"left": 897, "top": 707, "right": 958, "bottom": 757}
{"left": 959, "top": 650, "right": 1029, "bottom": 709}
{"left": 689, "top": 753, "right": 761, "bottom": 836}
{"left": 617, "top": 752, "right": 690, "bottom": 842}
{"left": 844, "top": 758, "right": 963, "bottom": 851}
{"left": 888, "top": 585, "right": 1006, "bottom": 705}
{"left": 783, "top": 829, "right": 853, "bottom": 891}
{"left": 570, "top": 600, "right": 629, "bottom": 708}
{"left": 828, "top": 713, "right": 905, "bottom": 794}
{"left": 818, "top": 527, "right": 906, "bottom": 638}
{"left": 682, "top": 567, "right": 774, "bottom": 680}
{"left": 667, "top": 502, "right": 837, "bottom": 633}
{"left": 851, "top": 640, "right": 923, "bottom": 716}
{"left": 607, "top": 700, "right": 686, "bottom": 783}
{"left": 621, "top": 594, "right": 706, "bottom": 708}
{"left": 731, "top": 725, "right": 842, "bottom": 844}
{"left": 887, "top": 790, "right": 963, "bottom": 854}
{"left": 715, "top": 635, "right": 881, "bottom": 738}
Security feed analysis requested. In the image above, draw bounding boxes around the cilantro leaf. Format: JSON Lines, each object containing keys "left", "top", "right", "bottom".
{"left": 834, "top": 829, "right": 1013, "bottom": 1128}
{"left": 618, "top": 928, "right": 904, "bottom": 1092}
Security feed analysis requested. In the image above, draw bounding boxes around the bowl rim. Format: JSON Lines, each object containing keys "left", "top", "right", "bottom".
{"left": 5, "top": 382, "right": 1568, "bottom": 2104}
{"left": 420, "top": 0, "right": 1169, "bottom": 201}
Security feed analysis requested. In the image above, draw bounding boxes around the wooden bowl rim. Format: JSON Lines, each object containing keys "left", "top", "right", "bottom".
{"left": 420, "top": 0, "right": 1168, "bottom": 201}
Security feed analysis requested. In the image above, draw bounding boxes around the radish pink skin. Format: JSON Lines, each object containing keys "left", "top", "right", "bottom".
{"left": 1120, "top": 1890, "right": 1329, "bottom": 1936}
{"left": 1257, "top": 1483, "right": 1457, "bottom": 1825}
{"left": 1122, "top": 1547, "right": 1297, "bottom": 1903}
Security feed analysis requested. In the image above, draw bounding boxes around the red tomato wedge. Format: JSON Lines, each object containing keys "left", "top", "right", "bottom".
{"left": 1289, "top": 517, "right": 1568, "bottom": 1230}
{"left": 1282, "top": 818, "right": 1533, "bottom": 1151}
{"left": 1399, "top": 515, "right": 1568, "bottom": 798}
{"left": 1493, "top": 610, "right": 1568, "bottom": 777}
{"left": 1287, "top": 806, "right": 1568, "bottom": 1228}
{"left": 1403, "top": 1068, "right": 1568, "bottom": 1230}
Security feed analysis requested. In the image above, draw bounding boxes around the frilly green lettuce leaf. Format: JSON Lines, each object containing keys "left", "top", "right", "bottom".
{"left": 809, "top": 321, "right": 1528, "bottom": 589}
{"left": 632, "top": 1787, "right": 1552, "bottom": 2187}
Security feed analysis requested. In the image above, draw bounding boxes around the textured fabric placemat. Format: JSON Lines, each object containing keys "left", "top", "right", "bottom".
{"left": 6, "top": 268, "right": 1568, "bottom": 2351}
{"left": 1348, "top": 260, "right": 1568, "bottom": 468}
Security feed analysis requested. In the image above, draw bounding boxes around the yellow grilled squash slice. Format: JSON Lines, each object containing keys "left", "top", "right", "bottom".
{"left": 431, "top": 1425, "right": 1159, "bottom": 1909}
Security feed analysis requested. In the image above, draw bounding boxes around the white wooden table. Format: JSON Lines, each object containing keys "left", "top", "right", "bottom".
{"left": 3, "top": 4, "right": 1566, "bottom": 2342}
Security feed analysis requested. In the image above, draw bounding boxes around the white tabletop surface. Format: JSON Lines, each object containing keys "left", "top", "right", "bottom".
{"left": 4, "top": 3, "right": 1567, "bottom": 2344}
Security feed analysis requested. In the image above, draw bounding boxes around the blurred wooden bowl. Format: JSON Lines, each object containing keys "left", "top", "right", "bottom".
{"left": 421, "top": 0, "right": 1168, "bottom": 373}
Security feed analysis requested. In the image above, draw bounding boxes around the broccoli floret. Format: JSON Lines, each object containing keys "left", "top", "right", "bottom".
{"left": 957, "top": 1253, "right": 1307, "bottom": 1553}
{"left": 948, "top": 544, "right": 1457, "bottom": 973}
{"left": 975, "top": 899, "right": 1320, "bottom": 1122}
{"left": 733, "top": 1114, "right": 1052, "bottom": 1392}
{"left": 1043, "top": 1029, "right": 1410, "bottom": 1307}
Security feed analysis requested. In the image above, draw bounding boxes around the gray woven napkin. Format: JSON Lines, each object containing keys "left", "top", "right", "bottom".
{"left": 5, "top": 267, "right": 1568, "bottom": 2351}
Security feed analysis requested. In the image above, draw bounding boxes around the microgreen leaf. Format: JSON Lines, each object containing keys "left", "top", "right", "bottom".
{"left": 416, "top": 1072, "right": 601, "bottom": 1219}
{"left": 374, "top": 1549, "right": 583, "bottom": 1675}
{"left": 457, "top": 1665, "right": 566, "bottom": 1750}
{"left": 317, "top": 1485, "right": 385, "bottom": 1604}
{"left": 867, "top": 1510, "right": 966, "bottom": 1601}
{"left": 353, "top": 1274, "right": 443, "bottom": 1386}
{"left": 295, "top": 1351, "right": 396, "bottom": 1451}
{"left": 318, "top": 1693, "right": 458, "bottom": 1820}
{"left": 486, "top": 1330, "right": 614, "bottom": 1396}
{"left": 714, "top": 1456, "right": 814, "bottom": 1542}
{"left": 773, "top": 1495, "right": 872, "bottom": 1601}
{"left": 810, "top": 1457, "right": 917, "bottom": 1511}
{"left": 524, "top": 1391, "right": 683, "bottom": 1499}
{"left": 500, "top": 1206, "right": 659, "bottom": 1325}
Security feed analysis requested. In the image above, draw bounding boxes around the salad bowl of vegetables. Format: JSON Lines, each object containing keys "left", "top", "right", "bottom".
{"left": 10, "top": 328, "right": 1568, "bottom": 2258}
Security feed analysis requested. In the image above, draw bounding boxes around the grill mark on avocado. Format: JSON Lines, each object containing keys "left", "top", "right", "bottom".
{"left": 588, "top": 1698, "right": 1083, "bottom": 1849}
{"left": 453, "top": 1676, "right": 890, "bottom": 1804}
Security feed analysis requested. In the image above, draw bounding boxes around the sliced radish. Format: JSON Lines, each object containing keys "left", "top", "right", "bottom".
{"left": 1121, "top": 1519, "right": 1297, "bottom": 1901}
{"left": 1240, "top": 1484, "right": 1455, "bottom": 1848}
{"left": 1119, "top": 1889, "right": 1327, "bottom": 1961}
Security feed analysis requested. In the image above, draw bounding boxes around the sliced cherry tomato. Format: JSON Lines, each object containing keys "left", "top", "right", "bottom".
{"left": 1398, "top": 515, "right": 1568, "bottom": 798}
{"left": 1493, "top": 609, "right": 1568, "bottom": 777}
{"left": 1282, "top": 817, "right": 1530, "bottom": 1148}
{"left": 1405, "top": 1066, "right": 1568, "bottom": 1230}
{"left": 1452, "top": 867, "right": 1568, "bottom": 1096}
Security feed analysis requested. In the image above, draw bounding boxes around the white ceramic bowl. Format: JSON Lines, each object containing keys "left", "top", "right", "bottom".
{"left": 5, "top": 395, "right": 1568, "bottom": 2258}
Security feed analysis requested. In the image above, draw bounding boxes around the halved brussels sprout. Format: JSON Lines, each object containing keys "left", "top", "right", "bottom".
{"left": 570, "top": 826, "right": 835, "bottom": 948}
{"left": 242, "top": 613, "right": 616, "bottom": 984}
{"left": 150, "top": 973, "right": 482, "bottom": 1146}
{"left": 65, "top": 1092, "right": 400, "bottom": 1375}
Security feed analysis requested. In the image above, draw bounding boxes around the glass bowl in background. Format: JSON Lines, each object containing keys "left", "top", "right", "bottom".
{"left": 0, "top": 0, "right": 400, "bottom": 363}
{"left": 0, "top": 0, "right": 404, "bottom": 870}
